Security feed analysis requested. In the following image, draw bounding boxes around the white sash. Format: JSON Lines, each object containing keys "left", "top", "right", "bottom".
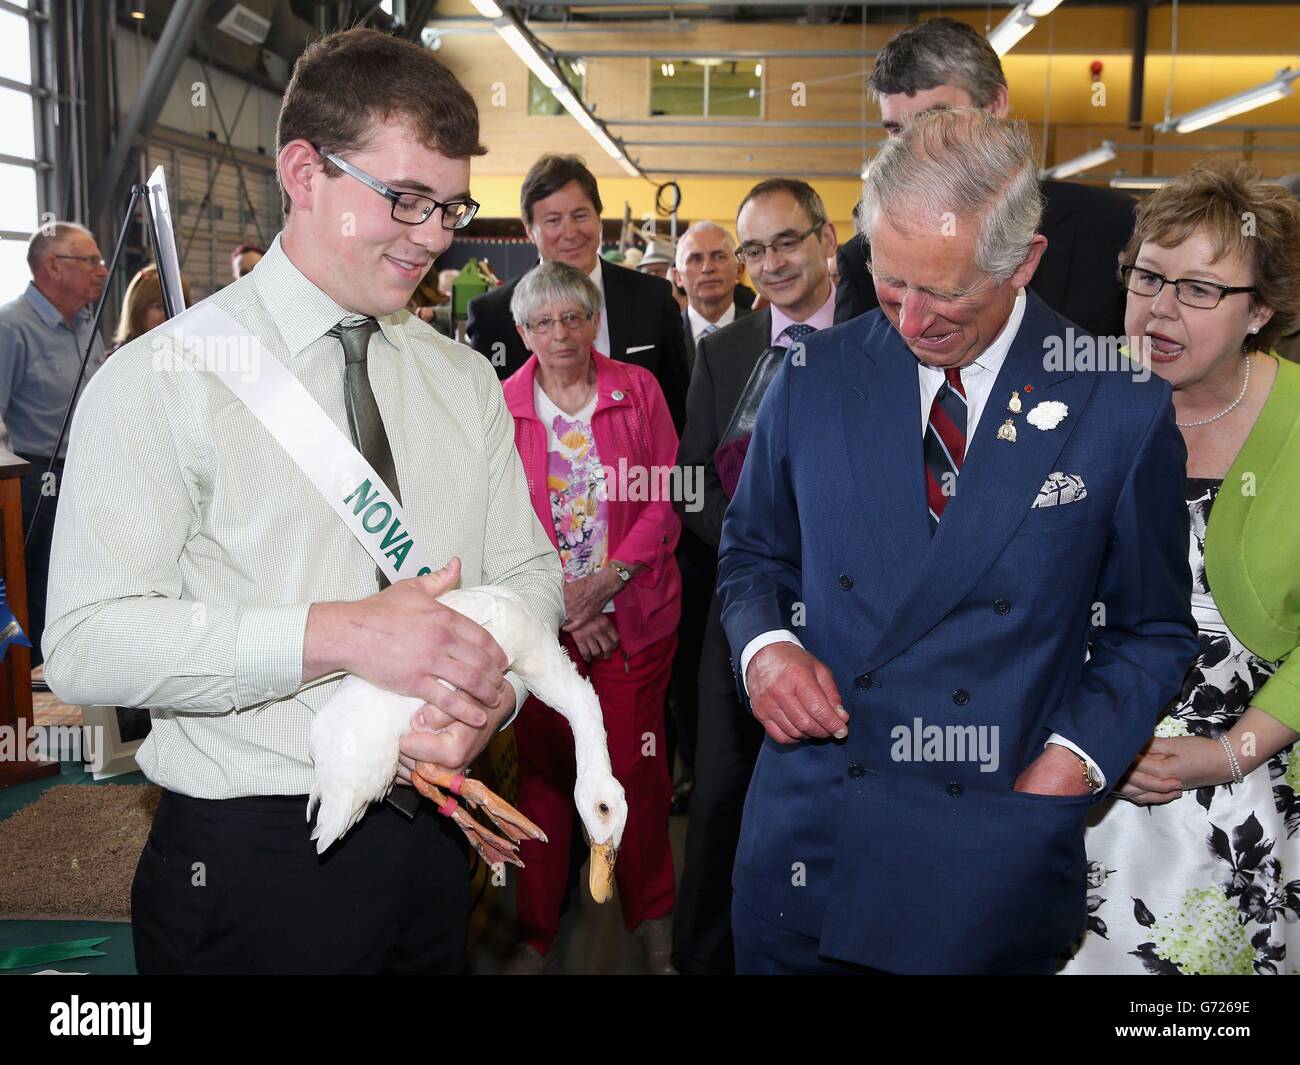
{"left": 161, "top": 303, "right": 439, "bottom": 584}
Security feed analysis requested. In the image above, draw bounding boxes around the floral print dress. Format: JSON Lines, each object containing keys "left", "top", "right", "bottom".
{"left": 535, "top": 382, "right": 609, "bottom": 582}
{"left": 1062, "top": 479, "right": 1300, "bottom": 975}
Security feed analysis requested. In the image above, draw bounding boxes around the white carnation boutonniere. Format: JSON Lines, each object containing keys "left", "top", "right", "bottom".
{"left": 1026, "top": 400, "right": 1068, "bottom": 431}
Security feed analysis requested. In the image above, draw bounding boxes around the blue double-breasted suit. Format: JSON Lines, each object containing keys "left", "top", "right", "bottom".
{"left": 717, "top": 291, "right": 1198, "bottom": 973}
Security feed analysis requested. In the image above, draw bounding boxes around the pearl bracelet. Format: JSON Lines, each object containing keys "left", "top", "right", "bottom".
{"left": 1219, "top": 733, "right": 1245, "bottom": 785}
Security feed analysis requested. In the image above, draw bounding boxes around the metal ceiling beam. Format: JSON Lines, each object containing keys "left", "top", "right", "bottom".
{"left": 610, "top": 117, "right": 881, "bottom": 127}
{"left": 553, "top": 48, "right": 876, "bottom": 57}
{"left": 623, "top": 138, "right": 883, "bottom": 147}
{"left": 90, "top": 0, "right": 211, "bottom": 224}
{"left": 639, "top": 166, "right": 864, "bottom": 176}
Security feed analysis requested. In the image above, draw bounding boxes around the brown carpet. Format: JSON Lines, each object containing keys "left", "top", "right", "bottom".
{"left": 0, "top": 784, "right": 159, "bottom": 921}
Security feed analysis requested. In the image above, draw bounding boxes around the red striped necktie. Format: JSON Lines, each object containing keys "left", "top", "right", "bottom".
{"left": 924, "top": 367, "right": 967, "bottom": 530}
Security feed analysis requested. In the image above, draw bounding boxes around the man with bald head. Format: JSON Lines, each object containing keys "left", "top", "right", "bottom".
{"left": 719, "top": 109, "right": 1195, "bottom": 973}
{"left": 0, "top": 222, "right": 108, "bottom": 663}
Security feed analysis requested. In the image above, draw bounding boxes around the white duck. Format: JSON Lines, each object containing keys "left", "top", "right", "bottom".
{"left": 307, "top": 585, "right": 628, "bottom": 902}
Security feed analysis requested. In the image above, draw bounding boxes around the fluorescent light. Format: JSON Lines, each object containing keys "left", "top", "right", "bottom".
{"left": 469, "top": 0, "right": 503, "bottom": 16}
{"left": 486, "top": 14, "right": 643, "bottom": 179}
{"left": 1156, "top": 70, "right": 1298, "bottom": 134}
{"left": 1109, "top": 176, "right": 1169, "bottom": 190}
{"left": 755, "top": 63, "right": 763, "bottom": 77}
{"left": 1042, "top": 140, "right": 1116, "bottom": 180}
{"left": 497, "top": 23, "right": 561, "bottom": 89}
{"left": 1025, "top": 0, "right": 1064, "bottom": 15}
{"left": 987, "top": 6, "right": 1037, "bottom": 57}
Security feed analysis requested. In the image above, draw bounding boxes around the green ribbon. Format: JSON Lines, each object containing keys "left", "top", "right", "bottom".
{"left": 0, "top": 936, "right": 109, "bottom": 970}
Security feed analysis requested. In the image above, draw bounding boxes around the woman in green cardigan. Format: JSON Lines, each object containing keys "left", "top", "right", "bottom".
{"left": 1065, "top": 159, "right": 1300, "bottom": 976}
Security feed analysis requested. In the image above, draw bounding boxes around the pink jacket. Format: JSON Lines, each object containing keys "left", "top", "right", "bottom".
{"left": 503, "top": 353, "right": 682, "bottom": 658}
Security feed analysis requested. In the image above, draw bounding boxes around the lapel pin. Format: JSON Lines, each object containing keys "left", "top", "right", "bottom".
{"left": 997, "top": 418, "right": 1017, "bottom": 443}
{"left": 1008, "top": 390, "right": 1022, "bottom": 414}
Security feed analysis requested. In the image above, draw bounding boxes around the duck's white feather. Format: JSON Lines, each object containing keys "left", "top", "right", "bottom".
{"left": 308, "top": 585, "right": 627, "bottom": 854}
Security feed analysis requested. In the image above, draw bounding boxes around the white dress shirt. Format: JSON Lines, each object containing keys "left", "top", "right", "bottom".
{"left": 687, "top": 302, "right": 736, "bottom": 343}
{"left": 43, "top": 235, "right": 564, "bottom": 799}
{"left": 736, "top": 287, "right": 1101, "bottom": 785}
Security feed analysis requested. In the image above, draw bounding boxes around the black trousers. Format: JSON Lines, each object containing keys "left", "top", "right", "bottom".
{"left": 132, "top": 789, "right": 469, "bottom": 974}
{"left": 672, "top": 599, "right": 765, "bottom": 974}
{"left": 18, "top": 454, "right": 60, "bottom": 668}
{"left": 666, "top": 531, "right": 716, "bottom": 776}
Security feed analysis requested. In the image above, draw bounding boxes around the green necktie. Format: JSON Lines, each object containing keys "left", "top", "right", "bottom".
{"left": 329, "top": 317, "right": 400, "bottom": 590}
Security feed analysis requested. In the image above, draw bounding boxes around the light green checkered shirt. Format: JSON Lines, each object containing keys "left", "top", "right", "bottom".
{"left": 43, "top": 235, "right": 563, "bottom": 799}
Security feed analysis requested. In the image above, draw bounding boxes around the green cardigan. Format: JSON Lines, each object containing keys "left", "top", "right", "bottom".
{"left": 1204, "top": 353, "right": 1300, "bottom": 731}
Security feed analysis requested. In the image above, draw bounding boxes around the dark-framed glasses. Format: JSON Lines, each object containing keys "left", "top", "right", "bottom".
{"left": 1120, "top": 265, "right": 1257, "bottom": 310}
{"left": 525, "top": 311, "right": 593, "bottom": 335}
{"left": 321, "top": 150, "right": 480, "bottom": 230}
{"left": 735, "top": 222, "right": 825, "bottom": 265}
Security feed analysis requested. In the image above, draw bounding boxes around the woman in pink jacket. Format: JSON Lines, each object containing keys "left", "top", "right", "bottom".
{"left": 500, "top": 261, "right": 682, "bottom": 974}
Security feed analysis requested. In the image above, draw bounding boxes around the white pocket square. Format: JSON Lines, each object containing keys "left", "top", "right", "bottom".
{"left": 625, "top": 344, "right": 655, "bottom": 354}
{"left": 1032, "top": 472, "right": 1087, "bottom": 508}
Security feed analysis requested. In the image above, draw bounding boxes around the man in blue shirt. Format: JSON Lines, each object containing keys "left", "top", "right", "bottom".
{"left": 0, "top": 222, "right": 107, "bottom": 664}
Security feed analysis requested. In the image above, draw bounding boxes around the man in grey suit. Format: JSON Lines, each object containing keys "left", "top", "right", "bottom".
{"left": 672, "top": 179, "right": 837, "bottom": 974}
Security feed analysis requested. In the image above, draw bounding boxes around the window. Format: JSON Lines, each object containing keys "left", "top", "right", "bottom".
{"left": 651, "top": 58, "right": 763, "bottom": 119}
{"left": 528, "top": 59, "right": 586, "bottom": 117}
{"left": 0, "top": 5, "right": 40, "bottom": 302}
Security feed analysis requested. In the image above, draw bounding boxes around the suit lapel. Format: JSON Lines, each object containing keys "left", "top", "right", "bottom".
{"left": 839, "top": 322, "right": 932, "bottom": 606}
{"left": 601, "top": 259, "right": 633, "bottom": 358}
{"left": 863, "top": 292, "right": 1100, "bottom": 670}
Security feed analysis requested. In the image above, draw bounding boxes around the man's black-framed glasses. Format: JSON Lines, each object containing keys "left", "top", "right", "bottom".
{"left": 735, "top": 222, "right": 825, "bottom": 265}
{"left": 1120, "top": 265, "right": 1257, "bottom": 310}
{"left": 322, "top": 150, "right": 480, "bottom": 230}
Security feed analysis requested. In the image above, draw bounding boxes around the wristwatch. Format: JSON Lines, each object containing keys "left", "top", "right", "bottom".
{"left": 609, "top": 561, "right": 633, "bottom": 586}
{"left": 1073, "top": 751, "right": 1103, "bottom": 793}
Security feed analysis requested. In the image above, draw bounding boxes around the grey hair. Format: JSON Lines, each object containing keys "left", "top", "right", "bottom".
{"left": 859, "top": 108, "right": 1043, "bottom": 282}
{"left": 868, "top": 18, "right": 1008, "bottom": 109}
{"left": 26, "top": 221, "right": 95, "bottom": 272}
{"left": 510, "top": 259, "right": 601, "bottom": 327}
{"left": 675, "top": 220, "right": 736, "bottom": 267}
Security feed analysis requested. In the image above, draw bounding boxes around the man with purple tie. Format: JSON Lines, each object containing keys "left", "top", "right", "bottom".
{"left": 718, "top": 109, "right": 1197, "bottom": 974}
{"left": 672, "top": 180, "right": 839, "bottom": 974}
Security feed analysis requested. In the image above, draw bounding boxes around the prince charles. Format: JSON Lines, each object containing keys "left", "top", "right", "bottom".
{"left": 717, "top": 110, "right": 1198, "bottom": 974}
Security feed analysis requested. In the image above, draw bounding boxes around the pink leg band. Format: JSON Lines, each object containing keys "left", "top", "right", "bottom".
{"left": 450, "top": 773, "right": 466, "bottom": 796}
{"left": 437, "top": 797, "right": 459, "bottom": 818}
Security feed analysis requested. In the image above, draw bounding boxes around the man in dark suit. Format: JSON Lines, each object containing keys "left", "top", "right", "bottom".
{"left": 466, "top": 154, "right": 689, "bottom": 428}
{"left": 835, "top": 18, "right": 1135, "bottom": 340}
{"left": 666, "top": 220, "right": 755, "bottom": 817}
{"left": 672, "top": 180, "right": 838, "bottom": 975}
{"left": 671, "top": 221, "right": 753, "bottom": 373}
{"left": 722, "top": 109, "right": 1196, "bottom": 974}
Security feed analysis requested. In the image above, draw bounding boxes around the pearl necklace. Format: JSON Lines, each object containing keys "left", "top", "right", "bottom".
{"left": 1176, "top": 354, "right": 1252, "bottom": 428}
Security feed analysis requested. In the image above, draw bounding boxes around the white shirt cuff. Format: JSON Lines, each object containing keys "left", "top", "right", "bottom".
{"left": 739, "top": 630, "right": 805, "bottom": 695}
{"left": 1045, "top": 734, "right": 1106, "bottom": 790}
{"left": 500, "top": 671, "right": 528, "bottom": 731}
